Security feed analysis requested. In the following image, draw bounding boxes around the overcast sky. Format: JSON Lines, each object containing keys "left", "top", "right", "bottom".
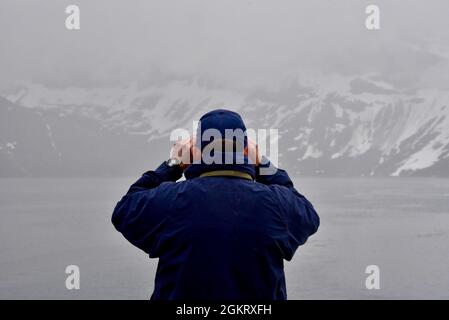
{"left": 1, "top": 0, "right": 449, "bottom": 89}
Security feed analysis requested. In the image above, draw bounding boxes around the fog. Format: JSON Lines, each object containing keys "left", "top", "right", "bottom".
{"left": 1, "top": 0, "right": 449, "bottom": 89}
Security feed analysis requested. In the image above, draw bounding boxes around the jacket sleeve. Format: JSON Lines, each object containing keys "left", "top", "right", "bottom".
{"left": 111, "top": 162, "right": 183, "bottom": 256}
{"left": 256, "top": 156, "right": 320, "bottom": 261}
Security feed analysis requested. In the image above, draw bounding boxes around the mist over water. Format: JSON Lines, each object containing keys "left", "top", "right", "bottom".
{"left": 1, "top": 177, "right": 448, "bottom": 299}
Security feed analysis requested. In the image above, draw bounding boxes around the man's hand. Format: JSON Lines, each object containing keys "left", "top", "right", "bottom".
{"left": 244, "top": 138, "right": 261, "bottom": 166}
{"left": 170, "top": 137, "right": 197, "bottom": 170}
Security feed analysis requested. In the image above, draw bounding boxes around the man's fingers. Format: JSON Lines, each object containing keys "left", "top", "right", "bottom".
{"left": 245, "top": 138, "right": 260, "bottom": 166}
{"left": 170, "top": 137, "right": 195, "bottom": 169}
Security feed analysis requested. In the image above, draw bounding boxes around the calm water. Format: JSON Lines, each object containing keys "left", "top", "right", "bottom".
{"left": 1, "top": 177, "right": 449, "bottom": 299}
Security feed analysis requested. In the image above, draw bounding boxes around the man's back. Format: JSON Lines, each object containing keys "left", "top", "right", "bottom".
{"left": 152, "top": 176, "right": 288, "bottom": 300}
{"left": 112, "top": 165, "right": 319, "bottom": 300}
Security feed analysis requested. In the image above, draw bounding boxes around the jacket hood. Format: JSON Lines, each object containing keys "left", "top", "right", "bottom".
{"left": 184, "top": 109, "right": 255, "bottom": 179}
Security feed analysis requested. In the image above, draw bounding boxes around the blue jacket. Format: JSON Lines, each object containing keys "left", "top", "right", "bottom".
{"left": 112, "top": 110, "right": 319, "bottom": 300}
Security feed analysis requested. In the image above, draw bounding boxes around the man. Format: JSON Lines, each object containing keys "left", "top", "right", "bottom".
{"left": 112, "top": 109, "right": 319, "bottom": 300}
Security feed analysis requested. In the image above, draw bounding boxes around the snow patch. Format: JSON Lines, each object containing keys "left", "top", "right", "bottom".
{"left": 301, "top": 145, "right": 322, "bottom": 160}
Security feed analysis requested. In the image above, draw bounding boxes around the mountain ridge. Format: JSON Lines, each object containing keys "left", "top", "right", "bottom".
{"left": 1, "top": 75, "right": 449, "bottom": 177}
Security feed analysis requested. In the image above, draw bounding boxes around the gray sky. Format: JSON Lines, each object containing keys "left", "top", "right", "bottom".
{"left": 1, "top": 0, "right": 449, "bottom": 89}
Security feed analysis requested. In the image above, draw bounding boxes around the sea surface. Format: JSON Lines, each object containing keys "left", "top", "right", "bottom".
{"left": 1, "top": 177, "right": 448, "bottom": 299}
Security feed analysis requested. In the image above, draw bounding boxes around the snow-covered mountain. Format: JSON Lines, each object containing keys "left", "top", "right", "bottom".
{"left": 1, "top": 74, "right": 449, "bottom": 177}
